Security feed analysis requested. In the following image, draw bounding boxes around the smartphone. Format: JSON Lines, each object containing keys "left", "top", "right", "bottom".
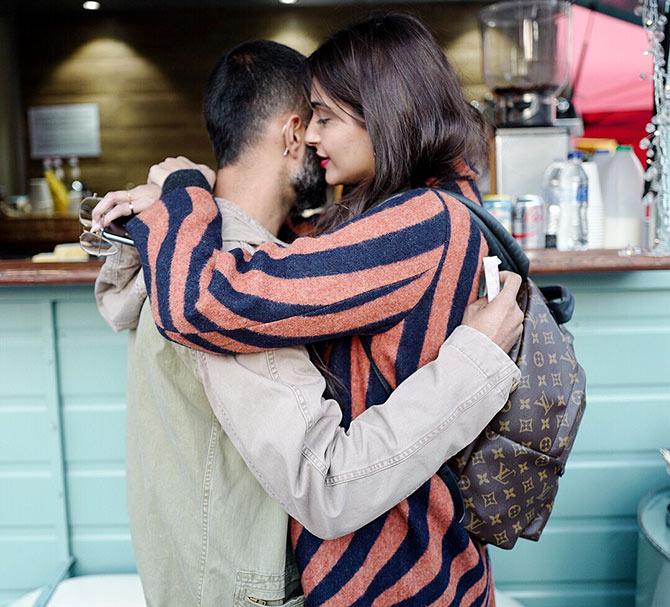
{"left": 80, "top": 196, "right": 135, "bottom": 247}
{"left": 103, "top": 215, "right": 134, "bottom": 247}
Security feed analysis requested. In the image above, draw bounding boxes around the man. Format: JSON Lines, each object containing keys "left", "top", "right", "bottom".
{"left": 95, "top": 40, "right": 522, "bottom": 606}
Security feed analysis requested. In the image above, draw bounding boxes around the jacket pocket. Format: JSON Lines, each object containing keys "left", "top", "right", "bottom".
{"left": 242, "top": 596, "right": 304, "bottom": 606}
{"left": 233, "top": 569, "right": 303, "bottom": 607}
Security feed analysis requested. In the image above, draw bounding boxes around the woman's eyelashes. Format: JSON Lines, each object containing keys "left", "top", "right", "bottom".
{"left": 312, "top": 107, "right": 335, "bottom": 126}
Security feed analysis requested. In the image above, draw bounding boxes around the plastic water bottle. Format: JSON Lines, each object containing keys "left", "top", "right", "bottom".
{"left": 542, "top": 152, "right": 589, "bottom": 251}
{"left": 542, "top": 161, "right": 565, "bottom": 249}
{"left": 601, "top": 145, "right": 644, "bottom": 249}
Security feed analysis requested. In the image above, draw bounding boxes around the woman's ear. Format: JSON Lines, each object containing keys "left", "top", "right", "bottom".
{"left": 282, "top": 114, "right": 304, "bottom": 158}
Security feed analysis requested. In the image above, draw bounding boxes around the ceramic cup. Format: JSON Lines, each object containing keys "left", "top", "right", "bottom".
{"left": 29, "top": 178, "right": 54, "bottom": 215}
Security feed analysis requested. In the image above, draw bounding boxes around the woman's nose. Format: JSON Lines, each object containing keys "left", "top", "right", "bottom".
{"left": 305, "top": 116, "right": 320, "bottom": 147}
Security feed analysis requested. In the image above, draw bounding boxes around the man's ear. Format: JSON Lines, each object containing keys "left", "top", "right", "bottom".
{"left": 282, "top": 114, "right": 304, "bottom": 158}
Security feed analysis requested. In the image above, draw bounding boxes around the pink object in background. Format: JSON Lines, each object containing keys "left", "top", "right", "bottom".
{"left": 570, "top": 5, "right": 652, "bottom": 114}
{"left": 570, "top": 5, "right": 653, "bottom": 163}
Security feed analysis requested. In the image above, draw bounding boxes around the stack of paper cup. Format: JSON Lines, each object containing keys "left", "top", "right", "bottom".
{"left": 29, "top": 178, "right": 54, "bottom": 215}
{"left": 582, "top": 161, "right": 604, "bottom": 249}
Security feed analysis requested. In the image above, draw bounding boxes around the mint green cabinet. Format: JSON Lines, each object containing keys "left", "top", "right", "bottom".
{"left": 0, "top": 287, "right": 130, "bottom": 606}
{"left": 1, "top": 272, "right": 669, "bottom": 606}
{"left": 492, "top": 272, "right": 670, "bottom": 607}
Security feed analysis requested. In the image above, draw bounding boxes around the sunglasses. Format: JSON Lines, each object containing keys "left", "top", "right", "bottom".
{"left": 79, "top": 196, "right": 135, "bottom": 257}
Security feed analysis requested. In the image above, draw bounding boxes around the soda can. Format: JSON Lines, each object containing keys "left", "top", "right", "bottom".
{"left": 513, "top": 195, "right": 546, "bottom": 249}
{"left": 482, "top": 194, "right": 513, "bottom": 233}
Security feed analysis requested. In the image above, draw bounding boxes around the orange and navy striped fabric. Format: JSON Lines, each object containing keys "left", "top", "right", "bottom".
{"left": 127, "top": 166, "right": 494, "bottom": 607}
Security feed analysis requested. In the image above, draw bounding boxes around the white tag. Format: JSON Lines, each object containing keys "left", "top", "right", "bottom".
{"left": 483, "top": 256, "right": 501, "bottom": 302}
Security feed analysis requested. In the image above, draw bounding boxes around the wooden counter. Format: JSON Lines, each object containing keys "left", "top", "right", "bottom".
{"left": 525, "top": 248, "right": 670, "bottom": 274}
{"left": 1, "top": 249, "right": 670, "bottom": 286}
{"left": 0, "top": 214, "right": 81, "bottom": 257}
{"left": 0, "top": 260, "right": 103, "bottom": 285}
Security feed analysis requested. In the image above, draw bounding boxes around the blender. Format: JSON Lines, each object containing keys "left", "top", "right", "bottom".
{"left": 480, "top": 0, "right": 572, "bottom": 127}
{"left": 480, "top": 0, "right": 573, "bottom": 197}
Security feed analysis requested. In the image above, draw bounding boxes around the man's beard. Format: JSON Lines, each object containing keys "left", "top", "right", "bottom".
{"left": 290, "top": 147, "right": 327, "bottom": 212}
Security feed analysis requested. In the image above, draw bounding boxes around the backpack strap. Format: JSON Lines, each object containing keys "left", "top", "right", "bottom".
{"left": 432, "top": 189, "right": 530, "bottom": 279}
{"left": 435, "top": 189, "right": 576, "bottom": 324}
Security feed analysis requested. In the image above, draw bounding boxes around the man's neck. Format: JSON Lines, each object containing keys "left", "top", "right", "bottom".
{"left": 213, "top": 153, "right": 291, "bottom": 237}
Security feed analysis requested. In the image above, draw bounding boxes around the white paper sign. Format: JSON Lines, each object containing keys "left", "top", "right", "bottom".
{"left": 28, "top": 103, "right": 101, "bottom": 158}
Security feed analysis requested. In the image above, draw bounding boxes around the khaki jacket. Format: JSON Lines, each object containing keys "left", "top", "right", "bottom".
{"left": 95, "top": 199, "right": 519, "bottom": 606}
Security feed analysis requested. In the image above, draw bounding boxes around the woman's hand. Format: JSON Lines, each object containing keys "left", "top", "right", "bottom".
{"left": 461, "top": 271, "right": 524, "bottom": 353}
{"left": 91, "top": 183, "right": 161, "bottom": 232}
{"left": 147, "top": 156, "right": 216, "bottom": 190}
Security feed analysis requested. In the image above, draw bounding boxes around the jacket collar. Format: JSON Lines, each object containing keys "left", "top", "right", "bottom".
{"left": 216, "top": 197, "right": 286, "bottom": 248}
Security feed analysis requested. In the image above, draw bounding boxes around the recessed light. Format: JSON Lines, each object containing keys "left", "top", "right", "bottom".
{"left": 83, "top": 1, "right": 101, "bottom": 9}
{"left": 279, "top": 0, "right": 298, "bottom": 4}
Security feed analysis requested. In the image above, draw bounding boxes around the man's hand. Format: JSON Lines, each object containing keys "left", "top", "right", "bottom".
{"left": 91, "top": 183, "right": 161, "bottom": 232}
{"left": 462, "top": 271, "right": 524, "bottom": 353}
{"left": 147, "top": 156, "right": 216, "bottom": 190}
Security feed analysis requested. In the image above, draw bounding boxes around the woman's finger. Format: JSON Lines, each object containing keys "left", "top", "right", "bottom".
{"left": 498, "top": 271, "right": 522, "bottom": 299}
{"left": 91, "top": 191, "right": 129, "bottom": 230}
{"left": 91, "top": 191, "right": 125, "bottom": 224}
{"left": 468, "top": 296, "right": 487, "bottom": 310}
{"left": 101, "top": 202, "right": 133, "bottom": 227}
{"left": 499, "top": 270, "right": 521, "bottom": 288}
{"left": 148, "top": 164, "right": 170, "bottom": 187}
{"left": 196, "top": 163, "right": 216, "bottom": 187}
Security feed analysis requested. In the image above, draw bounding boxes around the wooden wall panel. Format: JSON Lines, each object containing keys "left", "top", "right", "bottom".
{"left": 0, "top": 14, "right": 25, "bottom": 196}
{"left": 17, "top": 4, "right": 485, "bottom": 194}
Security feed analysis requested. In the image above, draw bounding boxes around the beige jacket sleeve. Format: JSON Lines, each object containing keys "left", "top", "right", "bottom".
{"left": 198, "top": 325, "right": 519, "bottom": 540}
{"left": 94, "top": 245, "right": 146, "bottom": 332}
{"left": 92, "top": 236, "right": 520, "bottom": 541}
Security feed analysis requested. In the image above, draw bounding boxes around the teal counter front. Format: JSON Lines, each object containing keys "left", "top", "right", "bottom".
{"left": 0, "top": 280, "right": 130, "bottom": 607}
{"left": 490, "top": 269, "right": 670, "bottom": 607}
{"left": 1, "top": 253, "right": 669, "bottom": 606}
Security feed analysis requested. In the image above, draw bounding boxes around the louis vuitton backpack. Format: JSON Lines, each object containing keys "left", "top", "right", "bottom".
{"left": 363, "top": 189, "right": 587, "bottom": 549}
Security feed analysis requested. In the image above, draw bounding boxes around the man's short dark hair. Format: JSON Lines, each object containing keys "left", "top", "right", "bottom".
{"left": 203, "top": 40, "right": 310, "bottom": 168}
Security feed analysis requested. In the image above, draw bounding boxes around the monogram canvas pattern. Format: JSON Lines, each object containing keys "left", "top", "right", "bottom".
{"left": 451, "top": 279, "right": 587, "bottom": 549}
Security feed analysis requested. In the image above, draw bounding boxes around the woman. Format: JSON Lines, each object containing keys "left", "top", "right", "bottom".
{"left": 102, "top": 14, "right": 511, "bottom": 606}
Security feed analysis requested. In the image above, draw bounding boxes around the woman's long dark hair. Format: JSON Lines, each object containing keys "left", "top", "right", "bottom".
{"left": 307, "top": 13, "right": 487, "bottom": 232}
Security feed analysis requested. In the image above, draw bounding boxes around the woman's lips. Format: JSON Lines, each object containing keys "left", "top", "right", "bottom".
{"left": 319, "top": 158, "right": 330, "bottom": 169}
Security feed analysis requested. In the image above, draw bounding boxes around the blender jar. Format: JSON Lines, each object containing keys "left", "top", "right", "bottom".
{"left": 479, "top": 0, "right": 572, "bottom": 127}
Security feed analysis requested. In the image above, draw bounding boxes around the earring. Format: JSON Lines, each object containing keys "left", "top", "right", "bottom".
{"left": 283, "top": 147, "right": 289, "bottom": 157}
